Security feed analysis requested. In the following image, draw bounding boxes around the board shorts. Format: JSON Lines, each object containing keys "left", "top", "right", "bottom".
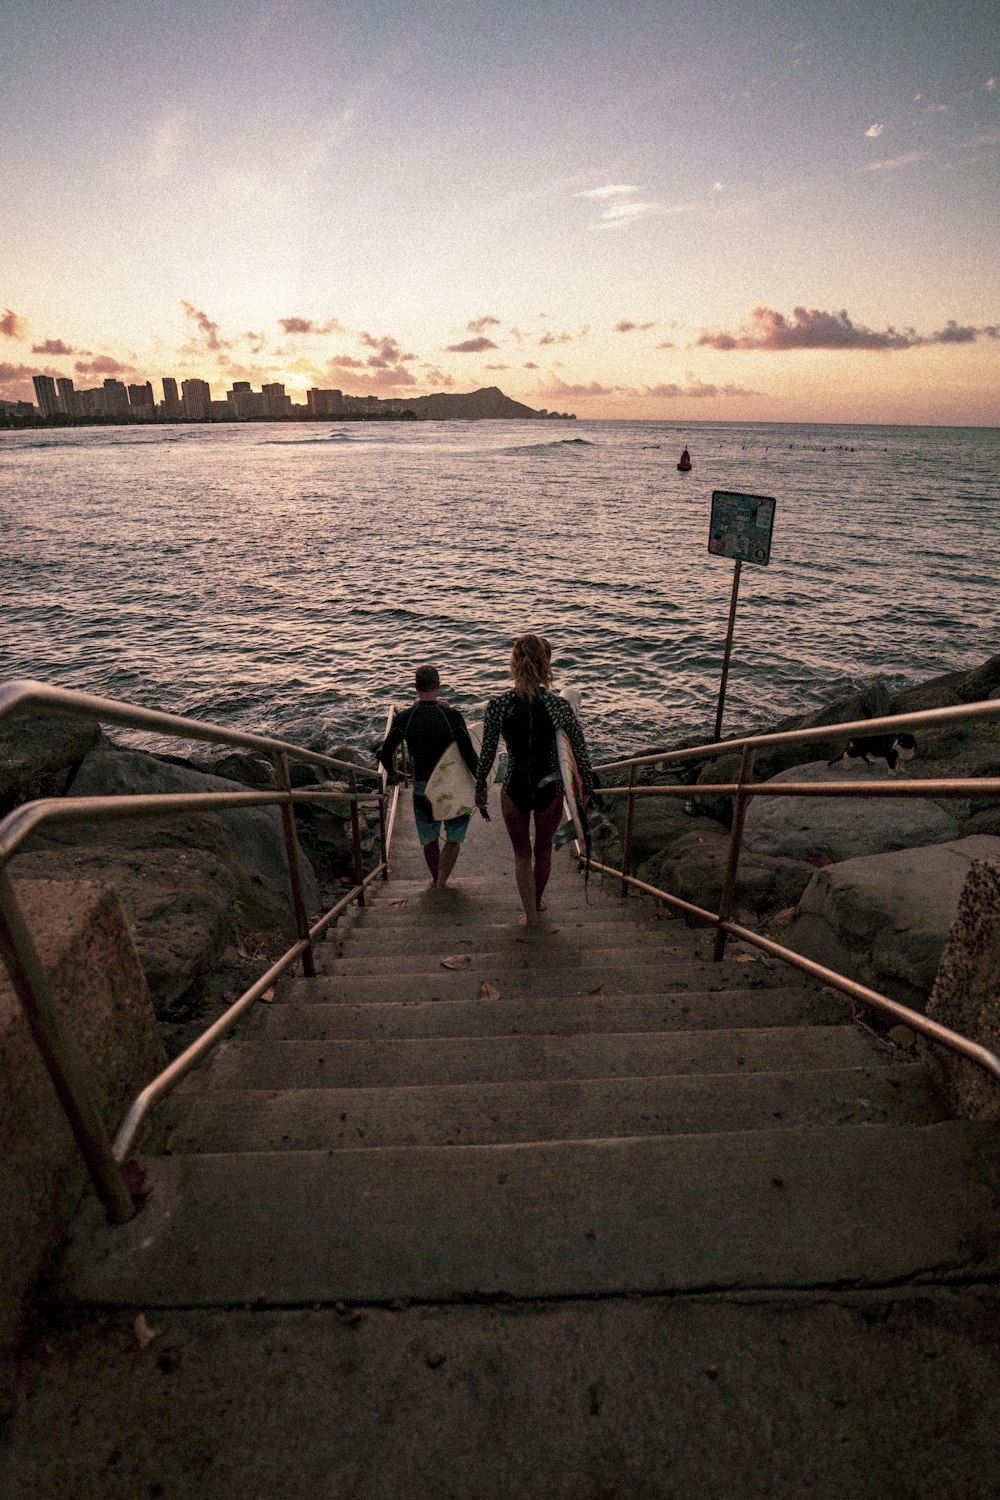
{"left": 412, "top": 780, "right": 471, "bottom": 846}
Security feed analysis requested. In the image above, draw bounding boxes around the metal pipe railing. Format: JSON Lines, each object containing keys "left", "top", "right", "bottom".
{"left": 580, "top": 694, "right": 1000, "bottom": 1085}
{"left": 0, "top": 678, "right": 393, "bottom": 1221}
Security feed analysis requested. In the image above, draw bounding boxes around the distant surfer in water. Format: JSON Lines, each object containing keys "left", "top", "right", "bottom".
{"left": 677, "top": 447, "right": 692, "bottom": 471}
{"left": 475, "top": 634, "right": 593, "bottom": 927}
{"left": 378, "top": 664, "right": 478, "bottom": 889}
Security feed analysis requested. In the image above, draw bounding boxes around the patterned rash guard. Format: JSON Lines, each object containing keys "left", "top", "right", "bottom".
{"left": 475, "top": 689, "right": 594, "bottom": 814}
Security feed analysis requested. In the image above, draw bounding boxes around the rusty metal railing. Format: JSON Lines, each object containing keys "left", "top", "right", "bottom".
{"left": 589, "top": 695, "right": 1000, "bottom": 1086}
{"left": 0, "top": 679, "right": 400, "bottom": 1223}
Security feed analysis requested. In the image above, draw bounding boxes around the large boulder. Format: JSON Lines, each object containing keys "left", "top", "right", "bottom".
{"left": 15, "top": 813, "right": 298, "bottom": 1012}
{"left": 0, "top": 709, "right": 103, "bottom": 812}
{"left": 641, "top": 824, "right": 816, "bottom": 921}
{"left": 67, "top": 746, "right": 320, "bottom": 912}
{"left": 889, "top": 653, "right": 1000, "bottom": 715}
{"left": 783, "top": 835, "right": 1000, "bottom": 1008}
{"left": 926, "top": 858, "right": 1000, "bottom": 1124}
{"left": 742, "top": 758, "right": 961, "bottom": 864}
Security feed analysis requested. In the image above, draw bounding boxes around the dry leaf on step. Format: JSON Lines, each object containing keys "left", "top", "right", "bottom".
{"left": 133, "top": 1314, "right": 162, "bottom": 1350}
{"left": 440, "top": 954, "right": 472, "bottom": 969}
{"left": 588, "top": 985, "right": 604, "bottom": 996}
{"left": 735, "top": 953, "right": 758, "bottom": 963}
{"left": 477, "top": 982, "right": 501, "bottom": 1001}
{"left": 259, "top": 986, "right": 275, "bottom": 1004}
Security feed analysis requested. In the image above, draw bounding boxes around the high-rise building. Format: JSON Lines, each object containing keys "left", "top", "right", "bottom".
{"left": 161, "top": 377, "right": 181, "bottom": 418}
{"left": 181, "top": 378, "right": 211, "bottom": 420}
{"left": 307, "top": 388, "right": 345, "bottom": 416}
{"left": 262, "top": 382, "right": 292, "bottom": 418}
{"left": 227, "top": 383, "right": 265, "bottom": 419}
{"left": 56, "top": 377, "right": 78, "bottom": 416}
{"left": 102, "top": 379, "right": 130, "bottom": 417}
{"left": 32, "top": 374, "right": 59, "bottom": 417}
{"left": 128, "top": 382, "right": 154, "bottom": 412}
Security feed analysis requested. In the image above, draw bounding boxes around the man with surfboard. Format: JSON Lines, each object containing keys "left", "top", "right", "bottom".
{"left": 378, "top": 665, "right": 479, "bottom": 889}
{"left": 474, "top": 634, "right": 593, "bottom": 927}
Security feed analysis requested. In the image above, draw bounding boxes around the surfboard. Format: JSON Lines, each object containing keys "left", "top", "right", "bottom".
{"left": 554, "top": 726, "right": 587, "bottom": 848}
{"left": 424, "top": 721, "right": 484, "bottom": 820}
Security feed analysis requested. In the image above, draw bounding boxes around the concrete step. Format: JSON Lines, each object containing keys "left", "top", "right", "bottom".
{"left": 318, "top": 943, "right": 725, "bottom": 977}
{"left": 57, "top": 1122, "right": 1000, "bottom": 1307}
{"left": 331, "top": 921, "right": 697, "bottom": 957}
{"left": 250, "top": 987, "right": 848, "bottom": 1041}
{"left": 182, "top": 1025, "right": 892, "bottom": 1092}
{"left": 162, "top": 1064, "right": 946, "bottom": 1154}
{"left": 283, "top": 958, "right": 800, "bottom": 1006}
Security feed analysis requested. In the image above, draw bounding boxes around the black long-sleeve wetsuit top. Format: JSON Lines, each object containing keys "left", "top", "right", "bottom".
{"left": 377, "top": 699, "right": 478, "bottom": 783}
{"left": 475, "top": 688, "right": 593, "bottom": 813}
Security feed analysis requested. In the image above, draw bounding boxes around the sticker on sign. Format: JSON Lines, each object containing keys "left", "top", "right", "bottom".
{"left": 708, "top": 491, "right": 776, "bottom": 566}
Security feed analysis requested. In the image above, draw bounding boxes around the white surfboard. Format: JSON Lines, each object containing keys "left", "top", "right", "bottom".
{"left": 425, "top": 721, "right": 484, "bottom": 820}
{"left": 555, "top": 726, "right": 587, "bottom": 846}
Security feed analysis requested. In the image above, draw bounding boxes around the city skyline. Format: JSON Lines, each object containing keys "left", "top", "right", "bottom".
{"left": 2, "top": 1, "right": 998, "bottom": 427}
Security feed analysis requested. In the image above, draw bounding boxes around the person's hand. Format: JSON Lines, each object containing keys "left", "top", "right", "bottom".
{"left": 474, "top": 789, "right": 488, "bottom": 808}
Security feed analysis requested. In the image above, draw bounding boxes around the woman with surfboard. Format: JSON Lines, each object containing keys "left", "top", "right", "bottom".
{"left": 378, "top": 664, "right": 479, "bottom": 889}
{"left": 474, "top": 634, "right": 593, "bottom": 927}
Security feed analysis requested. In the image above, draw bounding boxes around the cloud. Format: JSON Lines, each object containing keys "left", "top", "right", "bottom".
{"left": 655, "top": 340, "right": 676, "bottom": 350}
{"left": 537, "top": 331, "right": 573, "bottom": 346}
{"left": 1, "top": 308, "right": 28, "bottom": 339}
{"left": 485, "top": 363, "right": 511, "bottom": 370}
{"left": 279, "top": 316, "right": 346, "bottom": 336}
{"left": 546, "top": 379, "right": 618, "bottom": 398}
{"left": 328, "top": 355, "right": 366, "bottom": 370}
{"left": 466, "top": 315, "right": 501, "bottom": 334}
{"left": 359, "top": 332, "right": 417, "bottom": 367}
{"left": 574, "top": 184, "right": 641, "bottom": 200}
{"left": 697, "top": 305, "right": 920, "bottom": 352}
{"left": 0, "top": 361, "right": 52, "bottom": 398}
{"left": 523, "top": 361, "right": 539, "bottom": 369}
{"left": 445, "top": 337, "right": 500, "bottom": 353}
{"left": 181, "top": 301, "right": 230, "bottom": 351}
{"left": 927, "top": 103, "right": 949, "bottom": 113}
{"left": 930, "top": 320, "right": 976, "bottom": 344}
{"left": 615, "top": 320, "right": 655, "bottom": 333}
{"left": 31, "top": 339, "right": 80, "bottom": 356}
{"left": 644, "top": 380, "right": 758, "bottom": 399}
{"left": 74, "top": 355, "right": 138, "bottom": 377}
{"left": 987, "top": 78, "right": 997, "bottom": 91}
{"left": 865, "top": 123, "right": 883, "bottom": 138}
{"left": 243, "top": 331, "right": 267, "bottom": 355}
{"left": 864, "top": 151, "right": 924, "bottom": 171}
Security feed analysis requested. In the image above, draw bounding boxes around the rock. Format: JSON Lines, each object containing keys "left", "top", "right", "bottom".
{"left": 640, "top": 822, "right": 816, "bottom": 920}
{"left": 889, "top": 653, "right": 1000, "bottom": 714}
{"left": 610, "top": 792, "right": 701, "bottom": 867}
{"left": 67, "top": 746, "right": 320, "bottom": 912}
{"left": 187, "top": 751, "right": 277, "bottom": 788}
{"left": 0, "top": 709, "right": 103, "bottom": 811}
{"left": 15, "top": 814, "right": 297, "bottom": 1011}
{"left": 926, "top": 858, "right": 1000, "bottom": 1124}
{"left": 962, "top": 803, "right": 1000, "bottom": 838}
{"left": 742, "top": 759, "right": 961, "bottom": 864}
{"left": 783, "top": 836, "right": 1000, "bottom": 1009}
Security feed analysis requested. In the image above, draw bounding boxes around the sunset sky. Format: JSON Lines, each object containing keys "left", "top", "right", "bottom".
{"left": 2, "top": 0, "right": 997, "bottom": 425}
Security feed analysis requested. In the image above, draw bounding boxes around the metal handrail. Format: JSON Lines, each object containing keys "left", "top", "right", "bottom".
{"left": 581, "top": 695, "right": 1000, "bottom": 1086}
{"left": 0, "top": 678, "right": 395, "bottom": 1223}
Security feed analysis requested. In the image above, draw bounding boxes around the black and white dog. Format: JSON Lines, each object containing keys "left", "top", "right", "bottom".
{"left": 827, "top": 732, "right": 916, "bottom": 773}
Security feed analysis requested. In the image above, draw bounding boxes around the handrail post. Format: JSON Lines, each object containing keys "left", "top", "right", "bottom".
{"left": 0, "top": 864, "right": 136, "bottom": 1223}
{"left": 621, "top": 762, "right": 638, "bottom": 898}
{"left": 376, "top": 780, "right": 389, "bottom": 878}
{"left": 348, "top": 769, "right": 366, "bottom": 906}
{"left": 713, "top": 744, "right": 757, "bottom": 961}
{"left": 272, "top": 751, "right": 315, "bottom": 978}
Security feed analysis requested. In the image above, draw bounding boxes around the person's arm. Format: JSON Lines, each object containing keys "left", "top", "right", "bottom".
{"left": 377, "top": 712, "right": 408, "bottom": 778}
{"left": 474, "top": 698, "right": 503, "bottom": 800}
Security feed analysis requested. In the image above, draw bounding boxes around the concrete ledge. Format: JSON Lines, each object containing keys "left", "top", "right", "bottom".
{"left": 0, "top": 878, "right": 163, "bottom": 1380}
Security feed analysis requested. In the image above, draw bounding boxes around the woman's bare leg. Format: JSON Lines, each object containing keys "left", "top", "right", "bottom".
{"left": 437, "top": 839, "right": 462, "bottom": 888}
{"left": 532, "top": 793, "right": 564, "bottom": 910}
{"left": 502, "top": 791, "right": 540, "bottom": 926}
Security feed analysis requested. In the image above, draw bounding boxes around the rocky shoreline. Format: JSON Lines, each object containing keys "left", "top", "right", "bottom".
{"left": 2, "top": 654, "right": 999, "bottom": 1055}
{"left": 592, "top": 652, "right": 1000, "bottom": 1019}
{"left": 0, "top": 714, "right": 382, "bottom": 1057}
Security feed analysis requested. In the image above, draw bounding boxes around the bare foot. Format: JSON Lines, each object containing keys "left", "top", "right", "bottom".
{"left": 518, "top": 911, "right": 540, "bottom": 927}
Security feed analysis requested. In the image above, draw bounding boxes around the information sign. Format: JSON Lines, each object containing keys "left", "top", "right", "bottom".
{"left": 708, "top": 491, "right": 776, "bottom": 566}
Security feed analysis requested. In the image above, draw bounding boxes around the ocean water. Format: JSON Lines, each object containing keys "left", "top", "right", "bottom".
{"left": 2, "top": 419, "right": 998, "bottom": 763}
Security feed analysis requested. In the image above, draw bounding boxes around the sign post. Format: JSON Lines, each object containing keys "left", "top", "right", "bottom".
{"left": 708, "top": 490, "right": 776, "bottom": 741}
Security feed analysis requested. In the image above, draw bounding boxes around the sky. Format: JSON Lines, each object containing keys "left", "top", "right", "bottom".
{"left": 1, "top": 0, "right": 998, "bottom": 425}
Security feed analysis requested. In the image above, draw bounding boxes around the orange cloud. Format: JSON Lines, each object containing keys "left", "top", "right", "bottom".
{"left": 31, "top": 338, "right": 81, "bottom": 356}
{"left": 73, "top": 355, "right": 138, "bottom": 377}
{"left": 615, "top": 320, "right": 655, "bottom": 333}
{"left": 181, "top": 300, "right": 230, "bottom": 351}
{"left": 279, "top": 316, "right": 345, "bottom": 336}
{"left": 445, "top": 337, "right": 499, "bottom": 353}
{"left": 1, "top": 309, "right": 29, "bottom": 340}
{"left": 698, "top": 306, "right": 920, "bottom": 352}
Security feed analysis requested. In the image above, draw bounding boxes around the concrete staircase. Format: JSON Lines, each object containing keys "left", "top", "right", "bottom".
{"left": 56, "top": 796, "right": 1000, "bottom": 1310}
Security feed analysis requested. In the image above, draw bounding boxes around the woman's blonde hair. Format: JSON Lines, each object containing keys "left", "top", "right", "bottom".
{"left": 509, "top": 633, "right": 553, "bottom": 698}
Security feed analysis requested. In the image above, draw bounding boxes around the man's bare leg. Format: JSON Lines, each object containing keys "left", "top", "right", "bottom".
{"left": 422, "top": 838, "right": 441, "bottom": 883}
{"left": 437, "top": 839, "right": 462, "bottom": 888}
